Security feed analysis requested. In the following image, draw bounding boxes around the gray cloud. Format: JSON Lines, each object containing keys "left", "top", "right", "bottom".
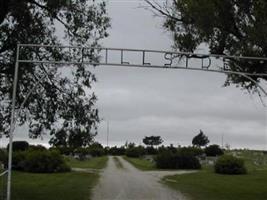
{"left": 93, "top": 1, "right": 267, "bottom": 150}
{"left": 1, "top": 1, "right": 266, "bottom": 150}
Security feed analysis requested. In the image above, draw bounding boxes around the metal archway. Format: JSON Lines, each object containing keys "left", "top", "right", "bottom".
{"left": 6, "top": 43, "right": 267, "bottom": 200}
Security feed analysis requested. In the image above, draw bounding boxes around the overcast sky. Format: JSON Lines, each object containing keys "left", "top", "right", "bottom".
{"left": 2, "top": 0, "right": 266, "bottom": 150}
{"left": 92, "top": 0, "right": 267, "bottom": 150}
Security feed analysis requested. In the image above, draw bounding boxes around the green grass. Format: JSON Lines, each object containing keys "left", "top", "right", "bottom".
{"left": 1, "top": 171, "right": 99, "bottom": 200}
{"left": 0, "top": 156, "right": 109, "bottom": 200}
{"left": 226, "top": 150, "right": 267, "bottom": 171}
{"left": 164, "top": 168, "right": 267, "bottom": 200}
{"left": 66, "top": 156, "right": 108, "bottom": 169}
{"left": 113, "top": 157, "right": 124, "bottom": 169}
{"left": 123, "top": 156, "right": 156, "bottom": 170}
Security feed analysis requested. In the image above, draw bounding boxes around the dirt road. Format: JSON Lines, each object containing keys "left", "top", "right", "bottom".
{"left": 92, "top": 156, "right": 191, "bottom": 200}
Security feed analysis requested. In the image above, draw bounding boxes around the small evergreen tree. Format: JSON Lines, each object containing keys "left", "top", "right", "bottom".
{"left": 192, "top": 130, "right": 209, "bottom": 147}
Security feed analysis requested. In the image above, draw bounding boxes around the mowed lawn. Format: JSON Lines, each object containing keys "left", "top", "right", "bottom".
{"left": 66, "top": 156, "right": 108, "bottom": 169}
{"left": 9, "top": 171, "right": 98, "bottom": 200}
{"left": 123, "top": 153, "right": 267, "bottom": 200}
{"left": 164, "top": 168, "right": 267, "bottom": 200}
{"left": 123, "top": 156, "right": 156, "bottom": 170}
{"left": 0, "top": 156, "right": 108, "bottom": 200}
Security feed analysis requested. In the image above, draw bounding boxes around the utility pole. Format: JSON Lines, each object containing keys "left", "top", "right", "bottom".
{"left": 221, "top": 133, "right": 224, "bottom": 149}
{"left": 107, "top": 120, "right": 109, "bottom": 147}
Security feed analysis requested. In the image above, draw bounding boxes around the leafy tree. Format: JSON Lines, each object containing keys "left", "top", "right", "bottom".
{"left": 143, "top": 136, "right": 163, "bottom": 147}
{"left": 89, "top": 142, "right": 103, "bottom": 149}
{"left": 0, "top": 1, "right": 110, "bottom": 138}
{"left": 192, "top": 130, "right": 209, "bottom": 147}
{"left": 125, "top": 142, "right": 136, "bottom": 149}
{"left": 205, "top": 144, "right": 224, "bottom": 157}
{"left": 49, "top": 127, "right": 94, "bottom": 149}
{"left": 145, "top": 0, "right": 267, "bottom": 93}
{"left": 49, "top": 129, "right": 68, "bottom": 148}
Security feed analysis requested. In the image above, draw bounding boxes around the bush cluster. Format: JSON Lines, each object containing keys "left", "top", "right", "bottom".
{"left": 178, "top": 147, "right": 204, "bottom": 156}
{"left": 205, "top": 145, "right": 224, "bottom": 157}
{"left": 108, "top": 146, "right": 126, "bottom": 155}
{"left": 12, "top": 150, "right": 70, "bottom": 173}
{"left": 0, "top": 149, "right": 7, "bottom": 168}
{"left": 125, "top": 146, "right": 145, "bottom": 158}
{"left": 155, "top": 151, "right": 201, "bottom": 169}
{"left": 7, "top": 141, "right": 29, "bottom": 152}
{"left": 145, "top": 147, "right": 158, "bottom": 155}
{"left": 74, "top": 146, "right": 105, "bottom": 160}
{"left": 214, "top": 155, "right": 247, "bottom": 175}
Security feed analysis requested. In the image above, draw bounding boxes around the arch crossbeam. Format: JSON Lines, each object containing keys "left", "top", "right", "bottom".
{"left": 6, "top": 43, "right": 267, "bottom": 200}
{"left": 18, "top": 44, "right": 267, "bottom": 78}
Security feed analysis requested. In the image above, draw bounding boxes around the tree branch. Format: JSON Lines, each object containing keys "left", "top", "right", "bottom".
{"left": 30, "top": 0, "right": 77, "bottom": 38}
{"left": 144, "top": 0, "right": 182, "bottom": 22}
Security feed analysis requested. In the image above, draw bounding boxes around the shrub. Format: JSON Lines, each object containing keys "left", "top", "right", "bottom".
{"left": 12, "top": 149, "right": 70, "bottom": 173}
{"left": 51, "top": 147, "right": 73, "bottom": 155}
{"left": 155, "top": 151, "right": 201, "bottom": 169}
{"left": 88, "top": 147, "right": 105, "bottom": 157}
{"left": 155, "top": 151, "right": 173, "bottom": 168}
{"left": 178, "top": 146, "right": 204, "bottom": 156}
{"left": 29, "top": 145, "right": 47, "bottom": 151}
{"left": 12, "top": 151, "right": 26, "bottom": 170}
{"left": 125, "top": 146, "right": 145, "bottom": 158}
{"left": 214, "top": 155, "right": 247, "bottom": 175}
{"left": 108, "top": 146, "right": 126, "bottom": 155}
{"left": 73, "top": 148, "right": 90, "bottom": 160}
{"left": 145, "top": 146, "right": 158, "bottom": 155}
{"left": 205, "top": 144, "right": 224, "bottom": 157}
{"left": 0, "top": 149, "right": 7, "bottom": 168}
{"left": 87, "top": 143, "right": 105, "bottom": 157}
{"left": 7, "top": 141, "right": 29, "bottom": 152}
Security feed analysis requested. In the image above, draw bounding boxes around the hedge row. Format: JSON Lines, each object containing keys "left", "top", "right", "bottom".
{"left": 12, "top": 150, "right": 70, "bottom": 173}
{"left": 155, "top": 151, "right": 201, "bottom": 169}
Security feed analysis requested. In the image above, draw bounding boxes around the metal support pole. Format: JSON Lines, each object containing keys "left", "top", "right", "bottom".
{"left": 107, "top": 120, "right": 109, "bottom": 147}
{"left": 7, "top": 44, "right": 20, "bottom": 200}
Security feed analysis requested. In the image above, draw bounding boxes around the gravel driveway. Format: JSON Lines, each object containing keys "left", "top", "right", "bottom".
{"left": 92, "top": 156, "right": 192, "bottom": 200}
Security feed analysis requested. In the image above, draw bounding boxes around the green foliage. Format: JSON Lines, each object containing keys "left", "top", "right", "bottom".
{"left": 29, "top": 145, "right": 47, "bottom": 151}
{"left": 51, "top": 146, "right": 73, "bottom": 155}
{"left": 71, "top": 144, "right": 105, "bottom": 159}
{"left": 0, "top": 149, "right": 7, "bottom": 168}
{"left": 125, "top": 146, "right": 145, "bottom": 158}
{"left": 0, "top": 0, "right": 110, "bottom": 138}
{"left": 205, "top": 144, "right": 224, "bottom": 157}
{"left": 143, "top": 136, "right": 163, "bottom": 147}
{"left": 158, "top": 145, "right": 178, "bottom": 154}
{"left": 49, "top": 128, "right": 95, "bottom": 150}
{"left": 88, "top": 146, "right": 105, "bottom": 157}
{"left": 74, "top": 148, "right": 90, "bottom": 160}
{"left": 147, "top": 0, "right": 267, "bottom": 91}
{"left": 192, "top": 130, "right": 209, "bottom": 147}
{"left": 215, "top": 155, "right": 247, "bottom": 175}
{"left": 84, "top": 142, "right": 105, "bottom": 157}
{"left": 155, "top": 151, "right": 201, "bottom": 169}
{"left": 7, "top": 141, "right": 29, "bottom": 152}
{"left": 178, "top": 146, "right": 204, "bottom": 156}
{"left": 145, "top": 146, "right": 158, "bottom": 155}
{"left": 12, "top": 151, "right": 27, "bottom": 170}
{"left": 108, "top": 146, "right": 126, "bottom": 156}
{"left": 12, "top": 149, "right": 70, "bottom": 173}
